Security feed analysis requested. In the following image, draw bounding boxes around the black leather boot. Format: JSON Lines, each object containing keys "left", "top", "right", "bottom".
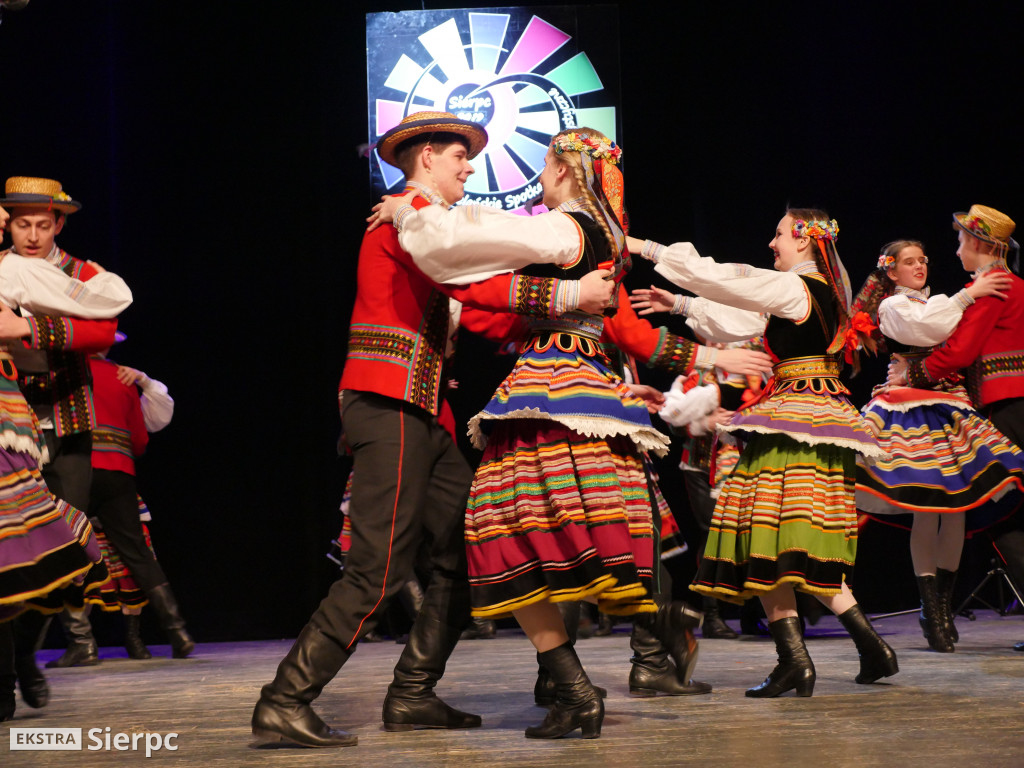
{"left": 123, "top": 614, "right": 152, "bottom": 660}
{"left": 701, "top": 596, "right": 738, "bottom": 639}
{"left": 935, "top": 568, "right": 959, "bottom": 644}
{"left": 459, "top": 617, "right": 496, "bottom": 640}
{"left": 12, "top": 610, "right": 49, "bottom": 707}
{"left": 837, "top": 605, "right": 899, "bottom": 683}
{"left": 746, "top": 617, "right": 815, "bottom": 697}
{"left": 146, "top": 584, "right": 195, "bottom": 658}
{"left": 628, "top": 617, "right": 712, "bottom": 696}
{"left": 525, "top": 642, "right": 603, "bottom": 739}
{"left": 251, "top": 624, "right": 358, "bottom": 747}
{"left": 650, "top": 597, "right": 702, "bottom": 686}
{"left": 45, "top": 609, "right": 99, "bottom": 668}
{"left": 916, "top": 575, "right": 953, "bottom": 653}
{"left": 534, "top": 602, "right": 606, "bottom": 706}
{"left": 382, "top": 575, "right": 481, "bottom": 731}
{"left": 1, "top": 623, "right": 15, "bottom": 722}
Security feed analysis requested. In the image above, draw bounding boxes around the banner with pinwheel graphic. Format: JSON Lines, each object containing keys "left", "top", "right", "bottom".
{"left": 367, "top": 6, "right": 621, "bottom": 213}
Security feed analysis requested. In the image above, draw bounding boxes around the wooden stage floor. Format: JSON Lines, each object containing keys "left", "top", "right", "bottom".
{"left": 2, "top": 610, "right": 1022, "bottom": 767}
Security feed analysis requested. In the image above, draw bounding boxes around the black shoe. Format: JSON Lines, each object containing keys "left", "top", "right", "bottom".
{"left": 123, "top": 615, "right": 152, "bottom": 660}
{"left": 1013, "top": 641, "right": 1024, "bottom": 652}
{"left": 252, "top": 698, "right": 357, "bottom": 748}
{"left": 629, "top": 619, "right": 712, "bottom": 696}
{"left": 535, "top": 654, "right": 608, "bottom": 706}
{"left": 934, "top": 568, "right": 959, "bottom": 644}
{"left": 593, "top": 613, "right": 614, "bottom": 637}
{"left": 746, "top": 617, "right": 815, "bottom": 698}
{"left": 837, "top": 605, "right": 899, "bottom": 684}
{"left": 534, "top": 601, "right": 607, "bottom": 705}
{"left": 14, "top": 654, "right": 48, "bottom": 708}
{"left": 916, "top": 575, "right": 953, "bottom": 653}
{"left": 525, "top": 643, "right": 603, "bottom": 739}
{"left": 146, "top": 585, "right": 195, "bottom": 658}
{"left": 382, "top": 579, "right": 481, "bottom": 732}
{"left": 251, "top": 624, "right": 357, "bottom": 748}
{"left": 459, "top": 617, "right": 496, "bottom": 640}
{"left": 382, "top": 692, "right": 481, "bottom": 731}
{"left": 45, "top": 640, "right": 99, "bottom": 669}
{"left": 11, "top": 611, "right": 49, "bottom": 707}
{"left": 650, "top": 599, "right": 702, "bottom": 685}
{"left": 702, "top": 614, "right": 738, "bottom": 640}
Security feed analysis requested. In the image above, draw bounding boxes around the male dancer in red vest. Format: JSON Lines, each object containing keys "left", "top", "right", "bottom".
{"left": 0, "top": 177, "right": 129, "bottom": 710}
{"left": 251, "top": 112, "right": 614, "bottom": 748}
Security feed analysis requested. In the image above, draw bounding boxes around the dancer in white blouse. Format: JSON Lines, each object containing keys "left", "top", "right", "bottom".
{"left": 624, "top": 210, "right": 897, "bottom": 697}
{"left": 851, "top": 240, "right": 1023, "bottom": 652}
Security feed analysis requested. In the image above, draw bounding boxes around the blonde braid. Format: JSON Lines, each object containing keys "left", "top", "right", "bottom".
{"left": 566, "top": 158, "right": 617, "bottom": 259}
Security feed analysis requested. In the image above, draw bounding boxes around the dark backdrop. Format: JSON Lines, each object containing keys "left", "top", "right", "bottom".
{"left": 1, "top": 1, "right": 1021, "bottom": 643}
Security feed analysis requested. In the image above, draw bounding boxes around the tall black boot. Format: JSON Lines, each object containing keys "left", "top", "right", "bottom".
{"left": 628, "top": 616, "right": 712, "bottom": 696}
{"left": 460, "top": 617, "right": 496, "bottom": 640}
{"left": 534, "top": 602, "right": 606, "bottom": 706}
{"left": 916, "top": 575, "right": 953, "bottom": 653}
{"left": 12, "top": 610, "right": 49, "bottom": 707}
{"left": 837, "top": 605, "right": 899, "bottom": 683}
{"left": 525, "top": 642, "right": 603, "bottom": 739}
{"left": 701, "top": 596, "right": 738, "bottom": 639}
{"left": 45, "top": 608, "right": 99, "bottom": 668}
{"left": 746, "top": 617, "right": 815, "bottom": 698}
{"left": 381, "top": 575, "right": 481, "bottom": 731}
{"left": 650, "top": 597, "right": 703, "bottom": 686}
{"left": 145, "top": 584, "right": 195, "bottom": 658}
{"left": 251, "top": 623, "right": 358, "bottom": 747}
{"left": 935, "top": 568, "right": 959, "bottom": 644}
{"left": 1, "top": 622, "right": 16, "bottom": 722}
{"left": 123, "top": 614, "right": 152, "bottom": 660}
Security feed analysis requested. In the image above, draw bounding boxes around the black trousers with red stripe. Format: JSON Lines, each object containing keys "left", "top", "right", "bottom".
{"left": 310, "top": 391, "right": 474, "bottom": 651}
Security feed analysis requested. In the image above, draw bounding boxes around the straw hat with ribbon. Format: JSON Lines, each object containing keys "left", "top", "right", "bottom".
{"left": 952, "top": 204, "right": 1015, "bottom": 246}
{"left": 377, "top": 111, "right": 488, "bottom": 167}
{"left": 0, "top": 176, "right": 81, "bottom": 214}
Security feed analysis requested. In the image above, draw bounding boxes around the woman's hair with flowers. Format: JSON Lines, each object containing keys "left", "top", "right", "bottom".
{"left": 787, "top": 208, "right": 832, "bottom": 272}
{"left": 846, "top": 239, "right": 925, "bottom": 374}
{"left": 550, "top": 127, "right": 623, "bottom": 259}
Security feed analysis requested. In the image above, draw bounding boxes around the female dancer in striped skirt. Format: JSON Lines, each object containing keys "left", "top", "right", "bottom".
{"left": 379, "top": 129, "right": 771, "bottom": 736}
{"left": 852, "top": 240, "right": 1024, "bottom": 651}
{"left": 626, "top": 210, "right": 899, "bottom": 697}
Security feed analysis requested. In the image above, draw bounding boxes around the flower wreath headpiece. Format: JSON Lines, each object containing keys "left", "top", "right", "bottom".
{"left": 791, "top": 218, "right": 839, "bottom": 242}
{"left": 876, "top": 251, "right": 929, "bottom": 271}
{"left": 552, "top": 131, "right": 623, "bottom": 164}
{"left": 789, "top": 216, "right": 851, "bottom": 354}
{"left": 551, "top": 131, "right": 627, "bottom": 261}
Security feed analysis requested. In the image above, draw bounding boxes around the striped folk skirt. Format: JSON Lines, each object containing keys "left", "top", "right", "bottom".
{"left": 92, "top": 523, "right": 154, "bottom": 611}
{"left": 692, "top": 433, "right": 858, "bottom": 603}
{"left": 466, "top": 419, "right": 656, "bottom": 618}
{"left": 0, "top": 447, "right": 104, "bottom": 620}
{"left": 856, "top": 396, "right": 1024, "bottom": 533}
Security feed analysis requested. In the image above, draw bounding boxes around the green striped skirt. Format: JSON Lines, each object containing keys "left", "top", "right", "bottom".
{"left": 692, "top": 433, "right": 858, "bottom": 603}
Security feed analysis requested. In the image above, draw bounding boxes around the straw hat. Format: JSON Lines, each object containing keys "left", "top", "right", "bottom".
{"left": 952, "top": 204, "right": 1015, "bottom": 244}
{"left": 0, "top": 176, "right": 81, "bottom": 214}
{"left": 377, "top": 111, "right": 488, "bottom": 167}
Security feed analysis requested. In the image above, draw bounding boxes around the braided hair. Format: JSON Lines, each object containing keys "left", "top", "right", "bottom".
{"left": 549, "top": 126, "right": 623, "bottom": 261}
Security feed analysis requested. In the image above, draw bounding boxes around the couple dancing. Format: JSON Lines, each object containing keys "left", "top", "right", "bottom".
{"left": 252, "top": 111, "right": 891, "bottom": 748}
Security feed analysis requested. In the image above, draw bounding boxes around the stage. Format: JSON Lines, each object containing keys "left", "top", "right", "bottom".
{"left": 3, "top": 610, "right": 1022, "bottom": 767}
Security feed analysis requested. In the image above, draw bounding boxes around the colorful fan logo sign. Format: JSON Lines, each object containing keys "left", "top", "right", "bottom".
{"left": 367, "top": 6, "right": 621, "bottom": 213}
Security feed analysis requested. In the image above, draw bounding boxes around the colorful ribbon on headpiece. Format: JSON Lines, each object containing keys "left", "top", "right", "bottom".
{"left": 578, "top": 144, "right": 627, "bottom": 263}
